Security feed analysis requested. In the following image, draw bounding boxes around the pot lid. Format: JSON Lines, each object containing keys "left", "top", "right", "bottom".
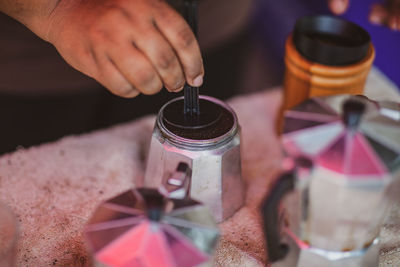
{"left": 282, "top": 95, "right": 400, "bottom": 177}
{"left": 84, "top": 188, "right": 219, "bottom": 267}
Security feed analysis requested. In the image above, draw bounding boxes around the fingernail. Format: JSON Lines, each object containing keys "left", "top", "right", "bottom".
{"left": 125, "top": 89, "right": 140, "bottom": 98}
{"left": 192, "top": 75, "right": 203, "bottom": 87}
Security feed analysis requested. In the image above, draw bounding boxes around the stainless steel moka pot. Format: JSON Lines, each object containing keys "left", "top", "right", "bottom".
{"left": 262, "top": 95, "right": 400, "bottom": 267}
{"left": 144, "top": 96, "right": 245, "bottom": 222}
{"left": 145, "top": 0, "right": 244, "bottom": 222}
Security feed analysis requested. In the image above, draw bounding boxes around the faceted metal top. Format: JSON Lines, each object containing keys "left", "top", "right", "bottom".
{"left": 282, "top": 94, "right": 400, "bottom": 177}
{"left": 377, "top": 100, "right": 400, "bottom": 121}
{"left": 84, "top": 188, "right": 219, "bottom": 267}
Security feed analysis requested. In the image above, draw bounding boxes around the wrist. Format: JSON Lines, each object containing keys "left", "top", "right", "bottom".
{"left": 41, "top": 0, "right": 73, "bottom": 43}
{"left": 0, "top": 0, "right": 62, "bottom": 42}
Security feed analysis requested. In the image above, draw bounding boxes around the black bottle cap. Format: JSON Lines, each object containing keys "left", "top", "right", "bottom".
{"left": 293, "top": 15, "right": 371, "bottom": 66}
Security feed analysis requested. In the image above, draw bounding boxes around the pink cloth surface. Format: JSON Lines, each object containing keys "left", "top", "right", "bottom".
{"left": 0, "top": 88, "right": 399, "bottom": 266}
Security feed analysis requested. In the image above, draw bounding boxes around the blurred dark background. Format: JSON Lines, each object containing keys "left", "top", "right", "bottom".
{"left": 0, "top": 0, "right": 398, "bottom": 155}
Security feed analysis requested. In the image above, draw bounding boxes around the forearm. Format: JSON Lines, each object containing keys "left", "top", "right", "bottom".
{"left": 0, "top": 0, "right": 60, "bottom": 40}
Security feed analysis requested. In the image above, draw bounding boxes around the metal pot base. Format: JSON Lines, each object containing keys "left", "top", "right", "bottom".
{"left": 272, "top": 235, "right": 380, "bottom": 267}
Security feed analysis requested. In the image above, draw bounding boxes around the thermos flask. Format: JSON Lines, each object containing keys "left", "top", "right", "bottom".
{"left": 277, "top": 15, "right": 375, "bottom": 133}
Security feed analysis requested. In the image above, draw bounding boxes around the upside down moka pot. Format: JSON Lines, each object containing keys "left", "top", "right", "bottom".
{"left": 85, "top": 163, "right": 220, "bottom": 267}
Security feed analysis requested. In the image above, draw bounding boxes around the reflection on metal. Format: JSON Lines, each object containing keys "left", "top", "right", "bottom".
{"left": 273, "top": 94, "right": 400, "bottom": 266}
{"left": 274, "top": 232, "right": 380, "bottom": 267}
{"left": 377, "top": 100, "right": 400, "bottom": 121}
{"left": 159, "top": 162, "right": 192, "bottom": 200}
{"left": 85, "top": 163, "right": 219, "bottom": 267}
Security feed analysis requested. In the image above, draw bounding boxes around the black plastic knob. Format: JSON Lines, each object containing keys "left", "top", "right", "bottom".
{"left": 342, "top": 99, "right": 366, "bottom": 129}
{"left": 293, "top": 16, "right": 371, "bottom": 66}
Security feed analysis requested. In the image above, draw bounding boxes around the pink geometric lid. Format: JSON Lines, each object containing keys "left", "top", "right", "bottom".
{"left": 96, "top": 221, "right": 207, "bottom": 267}
{"left": 316, "top": 132, "right": 387, "bottom": 176}
{"left": 283, "top": 95, "right": 400, "bottom": 177}
{"left": 84, "top": 188, "right": 219, "bottom": 267}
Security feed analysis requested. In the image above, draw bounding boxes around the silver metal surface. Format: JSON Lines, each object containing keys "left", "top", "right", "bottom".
{"left": 85, "top": 187, "right": 220, "bottom": 267}
{"left": 272, "top": 233, "right": 380, "bottom": 267}
{"left": 282, "top": 95, "right": 400, "bottom": 172}
{"left": 159, "top": 162, "right": 192, "bottom": 200}
{"left": 144, "top": 96, "right": 245, "bottom": 222}
{"left": 275, "top": 94, "right": 400, "bottom": 266}
{"left": 281, "top": 169, "right": 392, "bottom": 252}
{"left": 377, "top": 101, "right": 400, "bottom": 121}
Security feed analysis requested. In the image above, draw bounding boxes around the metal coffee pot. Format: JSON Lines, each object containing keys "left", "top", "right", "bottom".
{"left": 144, "top": 95, "right": 245, "bottom": 222}
{"left": 262, "top": 95, "right": 400, "bottom": 267}
{"left": 85, "top": 162, "right": 220, "bottom": 267}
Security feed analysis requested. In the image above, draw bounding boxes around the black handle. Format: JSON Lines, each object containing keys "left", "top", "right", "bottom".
{"left": 183, "top": 0, "right": 200, "bottom": 116}
{"left": 261, "top": 171, "right": 295, "bottom": 262}
{"left": 183, "top": 0, "right": 198, "bottom": 36}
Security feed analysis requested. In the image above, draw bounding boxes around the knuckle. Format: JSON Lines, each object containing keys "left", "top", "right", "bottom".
{"left": 142, "top": 81, "right": 163, "bottom": 95}
{"left": 155, "top": 3, "right": 175, "bottom": 20}
{"left": 165, "top": 74, "right": 184, "bottom": 90}
{"left": 176, "top": 26, "right": 195, "bottom": 49}
{"left": 156, "top": 50, "right": 177, "bottom": 69}
{"left": 186, "top": 59, "right": 203, "bottom": 78}
{"left": 134, "top": 69, "right": 161, "bottom": 94}
{"left": 135, "top": 69, "right": 157, "bottom": 86}
{"left": 87, "top": 6, "right": 131, "bottom": 41}
{"left": 104, "top": 4, "right": 134, "bottom": 23}
{"left": 88, "top": 22, "right": 110, "bottom": 41}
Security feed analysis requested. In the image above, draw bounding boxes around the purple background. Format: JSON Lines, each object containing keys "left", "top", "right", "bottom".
{"left": 252, "top": 0, "right": 400, "bottom": 89}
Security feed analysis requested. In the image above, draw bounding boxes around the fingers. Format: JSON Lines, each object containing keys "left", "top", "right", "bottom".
{"left": 388, "top": 14, "right": 400, "bottom": 30}
{"left": 153, "top": 1, "right": 204, "bottom": 87}
{"left": 109, "top": 41, "right": 164, "bottom": 95}
{"left": 91, "top": 38, "right": 164, "bottom": 97}
{"left": 64, "top": 0, "right": 204, "bottom": 98}
{"left": 388, "top": 5, "right": 400, "bottom": 31}
{"left": 369, "top": 2, "right": 400, "bottom": 31}
{"left": 369, "top": 4, "right": 389, "bottom": 25}
{"left": 94, "top": 53, "right": 140, "bottom": 98}
{"left": 129, "top": 22, "right": 186, "bottom": 92}
{"left": 328, "top": 0, "right": 350, "bottom": 15}
{"left": 87, "top": 6, "right": 179, "bottom": 96}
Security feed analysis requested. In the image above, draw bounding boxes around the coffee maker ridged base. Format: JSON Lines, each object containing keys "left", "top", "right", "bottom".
{"left": 272, "top": 234, "right": 380, "bottom": 267}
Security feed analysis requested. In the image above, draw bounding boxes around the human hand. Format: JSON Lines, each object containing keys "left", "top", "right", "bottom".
{"left": 327, "top": 0, "right": 349, "bottom": 15}
{"left": 370, "top": 0, "right": 400, "bottom": 31}
{"left": 327, "top": 0, "right": 400, "bottom": 31}
{"left": 45, "top": 0, "right": 204, "bottom": 98}
{"left": 327, "top": 0, "right": 350, "bottom": 15}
